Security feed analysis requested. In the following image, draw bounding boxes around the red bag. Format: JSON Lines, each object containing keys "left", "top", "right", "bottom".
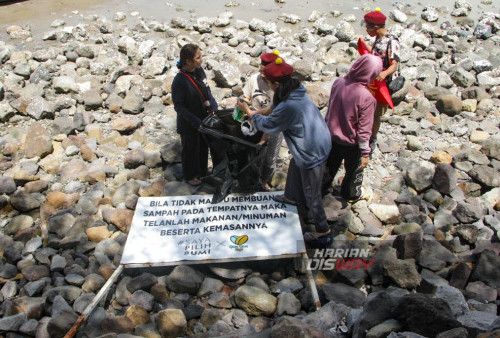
{"left": 357, "top": 38, "right": 394, "bottom": 109}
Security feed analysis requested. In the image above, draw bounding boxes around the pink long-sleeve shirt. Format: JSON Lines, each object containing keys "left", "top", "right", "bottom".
{"left": 325, "top": 54, "right": 383, "bottom": 157}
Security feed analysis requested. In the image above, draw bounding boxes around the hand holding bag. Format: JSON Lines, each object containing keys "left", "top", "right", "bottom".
{"left": 384, "top": 38, "right": 405, "bottom": 95}
{"left": 202, "top": 112, "right": 224, "bottom": 130}
{"left": 388, "top": 75, "right": 405, "bottom": 94}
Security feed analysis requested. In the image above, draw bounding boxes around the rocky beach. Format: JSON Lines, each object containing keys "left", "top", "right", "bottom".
{"left": 1, "top": 0, "right": 500, "bottom": 337}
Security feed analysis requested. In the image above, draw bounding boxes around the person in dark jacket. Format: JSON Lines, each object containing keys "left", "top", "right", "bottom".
{"left": 237, "top": 58, "right": 333, "bottom": 245}
{"left": 172, "top": 44, "right": 226, "bottom": 186}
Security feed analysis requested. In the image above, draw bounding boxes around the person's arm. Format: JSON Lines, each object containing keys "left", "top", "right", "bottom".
{"left": 237, "top": 100, "right": 272, "bottom": 117}
{"left": 172, "top": 77, "right": 204, "bottom": 130}
{"left": 376, "top": 59, "right": 398, "bottom": 82}
{"left": 252, "top": 103, "right": 290, "bottom": 134}
{"left": 376, "top": 38, "right": 400, "bottom": 81}
{"left": 357, "top": 98, "right": 376, "bottom": 163}
{"left": 200, "top": 68, "right": 218, "bottom": 113}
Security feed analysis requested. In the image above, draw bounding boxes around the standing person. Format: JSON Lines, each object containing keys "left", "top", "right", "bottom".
{"left": 322, "top": 54, "right": 382, "bottom": 201}
{"left": 359, "top": 8, "right": 401, "bottom": 154}
{"left": 237, "top": 58, "right": 332, "bottom": 245}
{"left": 242, "top": 50, "right": 284, "bottom": 191}
{"left": 172, "top": 44, "right": 225, "bottom": 186}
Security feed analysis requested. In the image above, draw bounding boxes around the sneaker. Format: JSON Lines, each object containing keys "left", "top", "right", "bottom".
{"left": 348, "top": 187, "right": 372, "bottom": 203}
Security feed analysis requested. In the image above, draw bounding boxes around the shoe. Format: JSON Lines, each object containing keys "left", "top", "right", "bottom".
{"left": 272, "top": 194, "right": 297, "bottom": 206}
{"left": 347, "top": 187, "right": 372, "bottom": 203}
{"left": 303, "top": 231, "right": 333, "bottom": 247}
{"left": 369, "top": 137, "right": 377, "bottom": 159}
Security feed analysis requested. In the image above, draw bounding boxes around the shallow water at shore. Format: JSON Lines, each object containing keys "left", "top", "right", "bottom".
{"left": 1, "top": 0, "right": 498, "bottom": 40}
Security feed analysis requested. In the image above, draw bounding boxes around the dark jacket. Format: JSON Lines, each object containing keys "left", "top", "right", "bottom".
{"left": 172, "top": 67, "right": 218, "bottom": 134}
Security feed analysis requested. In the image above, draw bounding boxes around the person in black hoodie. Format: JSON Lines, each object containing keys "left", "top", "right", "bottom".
{"left": 172, "top": 44, "right": 226, "bottom": 186}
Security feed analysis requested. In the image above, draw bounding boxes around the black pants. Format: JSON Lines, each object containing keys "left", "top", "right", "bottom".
{"left": 285, "top": 158, "right": 329, "bottom": 233}
{"left": 180, "top": 132, "right": 228, "bottom": 181}
{"left": 322, "top": 142, "right": 364, "bottom": 200}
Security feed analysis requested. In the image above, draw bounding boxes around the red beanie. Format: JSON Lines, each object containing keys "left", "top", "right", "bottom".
{"left": 364, "top": 9, "right": 386, "bottom": 25}
{"left": 263, "top": 58, "right": 293, "bottom": 82}
{"left": 260, "top": 50, "right": 281, "bottom": 65}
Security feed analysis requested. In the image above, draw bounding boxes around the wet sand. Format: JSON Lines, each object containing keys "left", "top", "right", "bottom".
{"left": 0, "top": 0, "right": 498, "bottom": 40}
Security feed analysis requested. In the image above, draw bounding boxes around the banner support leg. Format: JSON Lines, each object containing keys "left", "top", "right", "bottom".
{"left": 302, "top": 252, "right": 321, "bottom": 310}
{"left": 64, "top": 264, "right": 124, "bottom": 338}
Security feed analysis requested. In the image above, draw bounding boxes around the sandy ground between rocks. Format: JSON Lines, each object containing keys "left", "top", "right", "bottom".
{"left": 1, "top": 0, "right": 498, "bottom": 39}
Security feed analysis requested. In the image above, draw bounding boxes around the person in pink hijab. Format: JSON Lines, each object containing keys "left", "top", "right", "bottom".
{"left": 322, "top": 54, "right": 383, "bottom": 202}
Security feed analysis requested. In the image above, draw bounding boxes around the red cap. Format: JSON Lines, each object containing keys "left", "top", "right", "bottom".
{"left": 260, "top": 50, "right": 281, "bottom": 66}
{"left": 263, "top": 58, "right": 293, "bottom": 82}
{"left": 364, "top": 9, "right": 386, "bottom": 25}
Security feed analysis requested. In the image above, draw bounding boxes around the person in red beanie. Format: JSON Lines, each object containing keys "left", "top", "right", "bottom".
{"left": 237, "top": 58, "right": 333, "bottom": 246}
{"left": 242, "top": 50, "right": 284, "bottom": 191}
{"left": 360, "top": 8, "right": 401, "bottom": 156}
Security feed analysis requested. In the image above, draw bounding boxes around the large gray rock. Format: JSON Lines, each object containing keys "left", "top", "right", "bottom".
{"left": 448, "top": 66, "right": 476, "bottom": 87}
{"left": 453, "top": 202, "right": 484, "bottom": 223}
{"left": 53, "top": 76, "right": 78, "bottom": 93}
{"left": 156, "top": 309, "right": 187, "bottom": 337}
{"left": 25, "top": 122, "right": 53, "bottom": 158}
{"left": 335, "top": 21, "right": 355, "bottom": 42}
{"left": 130, "top": 290, "right": 155, "bottom": 312}
{"left": 234, "top": 285, "right": 277, "bottom": 316}
{"left": 10, "top": 190, "right": 41, "bottom": 212}
{"left": 303, "top": 301, "right": 350, "bottom": 334}
{"left": 292, "top": 59, "right": 314, "bottom": 81}
{"left": 418, "top": 237, "right": 457, "bottom": 270}
{"left": 83, "top": 89, "right": 103, "bottom": 110}
{"left": 395, "top": 293, "right": 461, "bottom": 337}
{"left": 271, "top": 316, "right": 321, "bottom": 337}
{"left": 466, "top": 281, "right": 497, "bottom": 304}
{"left": 390, "top": 9, "right": 408, "bottom": 23}
{"left": 322, "top": 282, "right": 366, "bottom": 308}
{"left": 469, "top": 165, "right": 500, "bottom": 187}
{"left": 421, "top": 6, "right": 439, "bottom": 22}
{"left": 42, "top": 286, "right": 82, "bottom": 303}
{"left": 352, "top": 291, "right": 401, "bottom": 337}
{"left": 0, "top": 313, "right": 28, "bottom": 332}
{"left": 26, "top": 97, "right": 55, "bottom": 120}
{"left": 383, "top": 258, "right": 420, "bottom": 289}
{"left": 122, "top": 92, "right": 144, "bottom": 114}
{"left": 198, "top": 277, "right": 224, "bottom": 297}
{"left": 432, "top": 163, "right": 457, "bottom": 195}
{"left": 368, "top": 203, "right": 401, "bottom": 224}
{"left": 165, "top": 265, "right": 204, "bottom": 295}
{"left": 471, "top": 250, "right": 500, "bottom": 291}
{"left": 457, "top": 311, "right": 499, "bottom": 336}
{"left": 481, "top": 139, "right": 500, "bottom": 161}
{"left": 270, "top": 277, "right": 303, "bottom": 294}
{"left": 212, "top": 61, "right": 240, "bottom": 88}
{"left": 405, "top": 161, "right": 435, "bottom": 192}
{"left": 126, "top": 273, "right": 158, "bottom": 293}
{"left": 276, "top": 293, "right": 301, "bottom": 316}
{"left": 434, "top": 285, "right": 469, "bottom": 317}
{"left": 436, "top": 95, "right": 463, "bottom": 116}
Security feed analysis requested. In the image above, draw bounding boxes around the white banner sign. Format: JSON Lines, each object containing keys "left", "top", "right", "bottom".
{"left": 121, "top": 192, "right": 306, "bottom": 267}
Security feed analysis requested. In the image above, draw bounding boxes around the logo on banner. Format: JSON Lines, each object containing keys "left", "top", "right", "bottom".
{"left": 230, "top": 235, "right": 249, "bottom": 251}
{"left": 179, "top": 238, "right": 211, "bottom": 256}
